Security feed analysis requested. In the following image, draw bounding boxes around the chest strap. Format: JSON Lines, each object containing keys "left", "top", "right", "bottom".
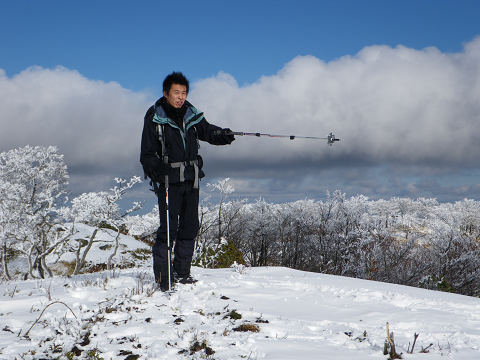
{"left": 170, "top": 159, "right": 200, "bottom": 189}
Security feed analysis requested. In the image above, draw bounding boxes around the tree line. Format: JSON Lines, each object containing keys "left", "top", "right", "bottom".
{"left": 189, "top": 180, "right": 480, "bottom": 296}
{"left": 130, "top": 177, "right": 480, "bottom": 296}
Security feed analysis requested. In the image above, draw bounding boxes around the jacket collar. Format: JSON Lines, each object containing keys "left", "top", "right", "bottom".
{"left": 152, "top": 99, "right": 204, "bottom": 131}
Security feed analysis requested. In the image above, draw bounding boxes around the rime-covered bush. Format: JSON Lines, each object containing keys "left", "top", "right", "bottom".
{"left": 124, "top": 205, "right": 159, "bottom": 245}
{"left": 61, "top": 176, "right": 142, "bottom": 274}
{"left": 0, "top": 145, "right": 69, "bottom": 279}
{"left": 193, "top": 237, "right": 245, "bottom": 269}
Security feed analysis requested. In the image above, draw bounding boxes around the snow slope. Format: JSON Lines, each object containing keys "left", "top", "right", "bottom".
{"left": 1, "top": 265, "right": 480, "bottom": 359}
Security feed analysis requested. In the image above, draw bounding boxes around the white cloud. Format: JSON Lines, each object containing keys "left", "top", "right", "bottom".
{"left": 191, "top": 37, "right": 480, "bottom": 166}
{"left": 0, "top": 66, "right": 150, "bottom": 186}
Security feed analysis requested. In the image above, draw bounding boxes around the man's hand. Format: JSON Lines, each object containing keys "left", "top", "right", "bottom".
{"left": 143, "top": 159, "right": 172, "bottom": 183}
{"left": 220, "top": 128, "right": 235, "bottom": 144}
{"left": 150, "top": 167, "right": 168, "bottom": 183}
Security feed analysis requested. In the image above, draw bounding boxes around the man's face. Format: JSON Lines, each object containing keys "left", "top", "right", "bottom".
{"left": 164, "top": 83, "right": 187, "bottom": 109}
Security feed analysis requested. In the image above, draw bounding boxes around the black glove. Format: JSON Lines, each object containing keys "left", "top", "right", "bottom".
{"left": 220, "top": 128, "right": 235, "bottom": 144}
{"left": 142, "top": 159, "right": 170, "bottom": 183}
{"left": 196, "top": 155, "right": 204, "bottom": 169}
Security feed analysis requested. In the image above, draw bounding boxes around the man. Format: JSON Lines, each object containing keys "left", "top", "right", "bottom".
{"left": 140, "top": 72, "right": 234, "bottom": 291}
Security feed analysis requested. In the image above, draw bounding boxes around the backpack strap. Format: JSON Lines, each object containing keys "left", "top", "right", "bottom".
{"left": 153, "top": 103, "right": 168, "bottom": 164}
{"left": 156, "top": 123, "right": 168, "bottom": 164}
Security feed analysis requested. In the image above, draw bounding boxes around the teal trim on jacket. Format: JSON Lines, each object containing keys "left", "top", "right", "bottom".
{"left": 152, "top": 106, "right": 204, "bottom": 151}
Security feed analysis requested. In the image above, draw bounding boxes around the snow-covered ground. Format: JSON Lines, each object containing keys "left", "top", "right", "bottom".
{"left": 1, "top": 264, "right": 480, "bottom": 359}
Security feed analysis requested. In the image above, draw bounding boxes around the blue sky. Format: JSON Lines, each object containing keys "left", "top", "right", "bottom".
{"left": 3, "top": 0, "right": 479, "bottom": 91}
{"left": 1, "top": 0, "right": 480, "bottom": 207}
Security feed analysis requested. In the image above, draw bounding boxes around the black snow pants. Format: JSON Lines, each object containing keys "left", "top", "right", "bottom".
{"left": 152, "top": 181, "right": 199, "bottom": 284}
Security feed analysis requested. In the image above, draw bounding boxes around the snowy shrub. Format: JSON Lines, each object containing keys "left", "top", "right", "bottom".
{"left": 231, "top": 261, "right": 247, "bottom": 274}
{"left": 194, "top": 178, "right": 246, "bottom": 269}
{"left": 123, "top": 205, "right": 159, "bottom": 245}
{"left": 0, "top": 145, "right": 70, "bottom": 279}
{"left": 205, "top": 178, "right": 245, "bottom": 242}
{"left": 193, "top": 237, "right": 245, "bottom": 269}
{"left": 62, "top": 176, "right": 142, "bottom": 274}
{"left": 213, "top": 239, "right": 246, "bottom": 268}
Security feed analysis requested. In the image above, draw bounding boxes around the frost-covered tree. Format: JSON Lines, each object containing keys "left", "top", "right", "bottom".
{"left": 0, "top": 145, "right": 70, "bottom": 279}
{"left": 62, "top": 176, "right": 142, "bottom": 274}
{"left": 237, "top": 200, "right": 275, "bottom": 267}
{"left": 0, "top": 181, "right": 24, "bottom": 279}
{"left": 206, "top": 178, "right": 236, "bottom": 242}
{"left": 124, "top": 204, "right": 159, "bottom": 244}
{"left": 421, "top": 200, "right": 480, "bottom": 295}
{"left": 193, "top": 178, "right": 245, "bottom": 268}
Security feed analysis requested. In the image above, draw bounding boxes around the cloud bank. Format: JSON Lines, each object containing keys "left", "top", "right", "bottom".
{"left": 191, "top": 38, "right": 480, "bottom": 167}
{"left": 0, "top": 66, "right": 149, "bottom": 193}
{"left": 1, "top": 38, "right": 480, "bottom": 202}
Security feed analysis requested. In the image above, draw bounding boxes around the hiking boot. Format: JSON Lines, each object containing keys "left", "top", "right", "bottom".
{"left": 157, "top": 280, "right": 174, "bottom": 292}
{"left": 175, "top": 274, "right": 198, "bottom": 285}
{"left": 155, "top": 274, "right": 175, "bottom": 292}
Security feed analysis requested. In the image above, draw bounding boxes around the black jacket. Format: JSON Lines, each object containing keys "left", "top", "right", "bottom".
{"left": 140, "top": 97, "right": 228, "bottom": 184}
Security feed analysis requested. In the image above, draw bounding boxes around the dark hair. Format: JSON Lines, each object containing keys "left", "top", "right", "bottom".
{"left": 163, "top": 72, "right": 189, "bottom": 94}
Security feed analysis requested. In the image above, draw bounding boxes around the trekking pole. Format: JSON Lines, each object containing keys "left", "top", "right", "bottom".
{"left": 164, "top": 173, "right": 172, "bottom": 292}
{"left": 217, "top": 130, "right": 340, "bottom": 145}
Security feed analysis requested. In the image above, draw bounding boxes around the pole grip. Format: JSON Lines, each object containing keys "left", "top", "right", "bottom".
{"left": 213, "top": 129, "right": 245, "bottom": 136}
